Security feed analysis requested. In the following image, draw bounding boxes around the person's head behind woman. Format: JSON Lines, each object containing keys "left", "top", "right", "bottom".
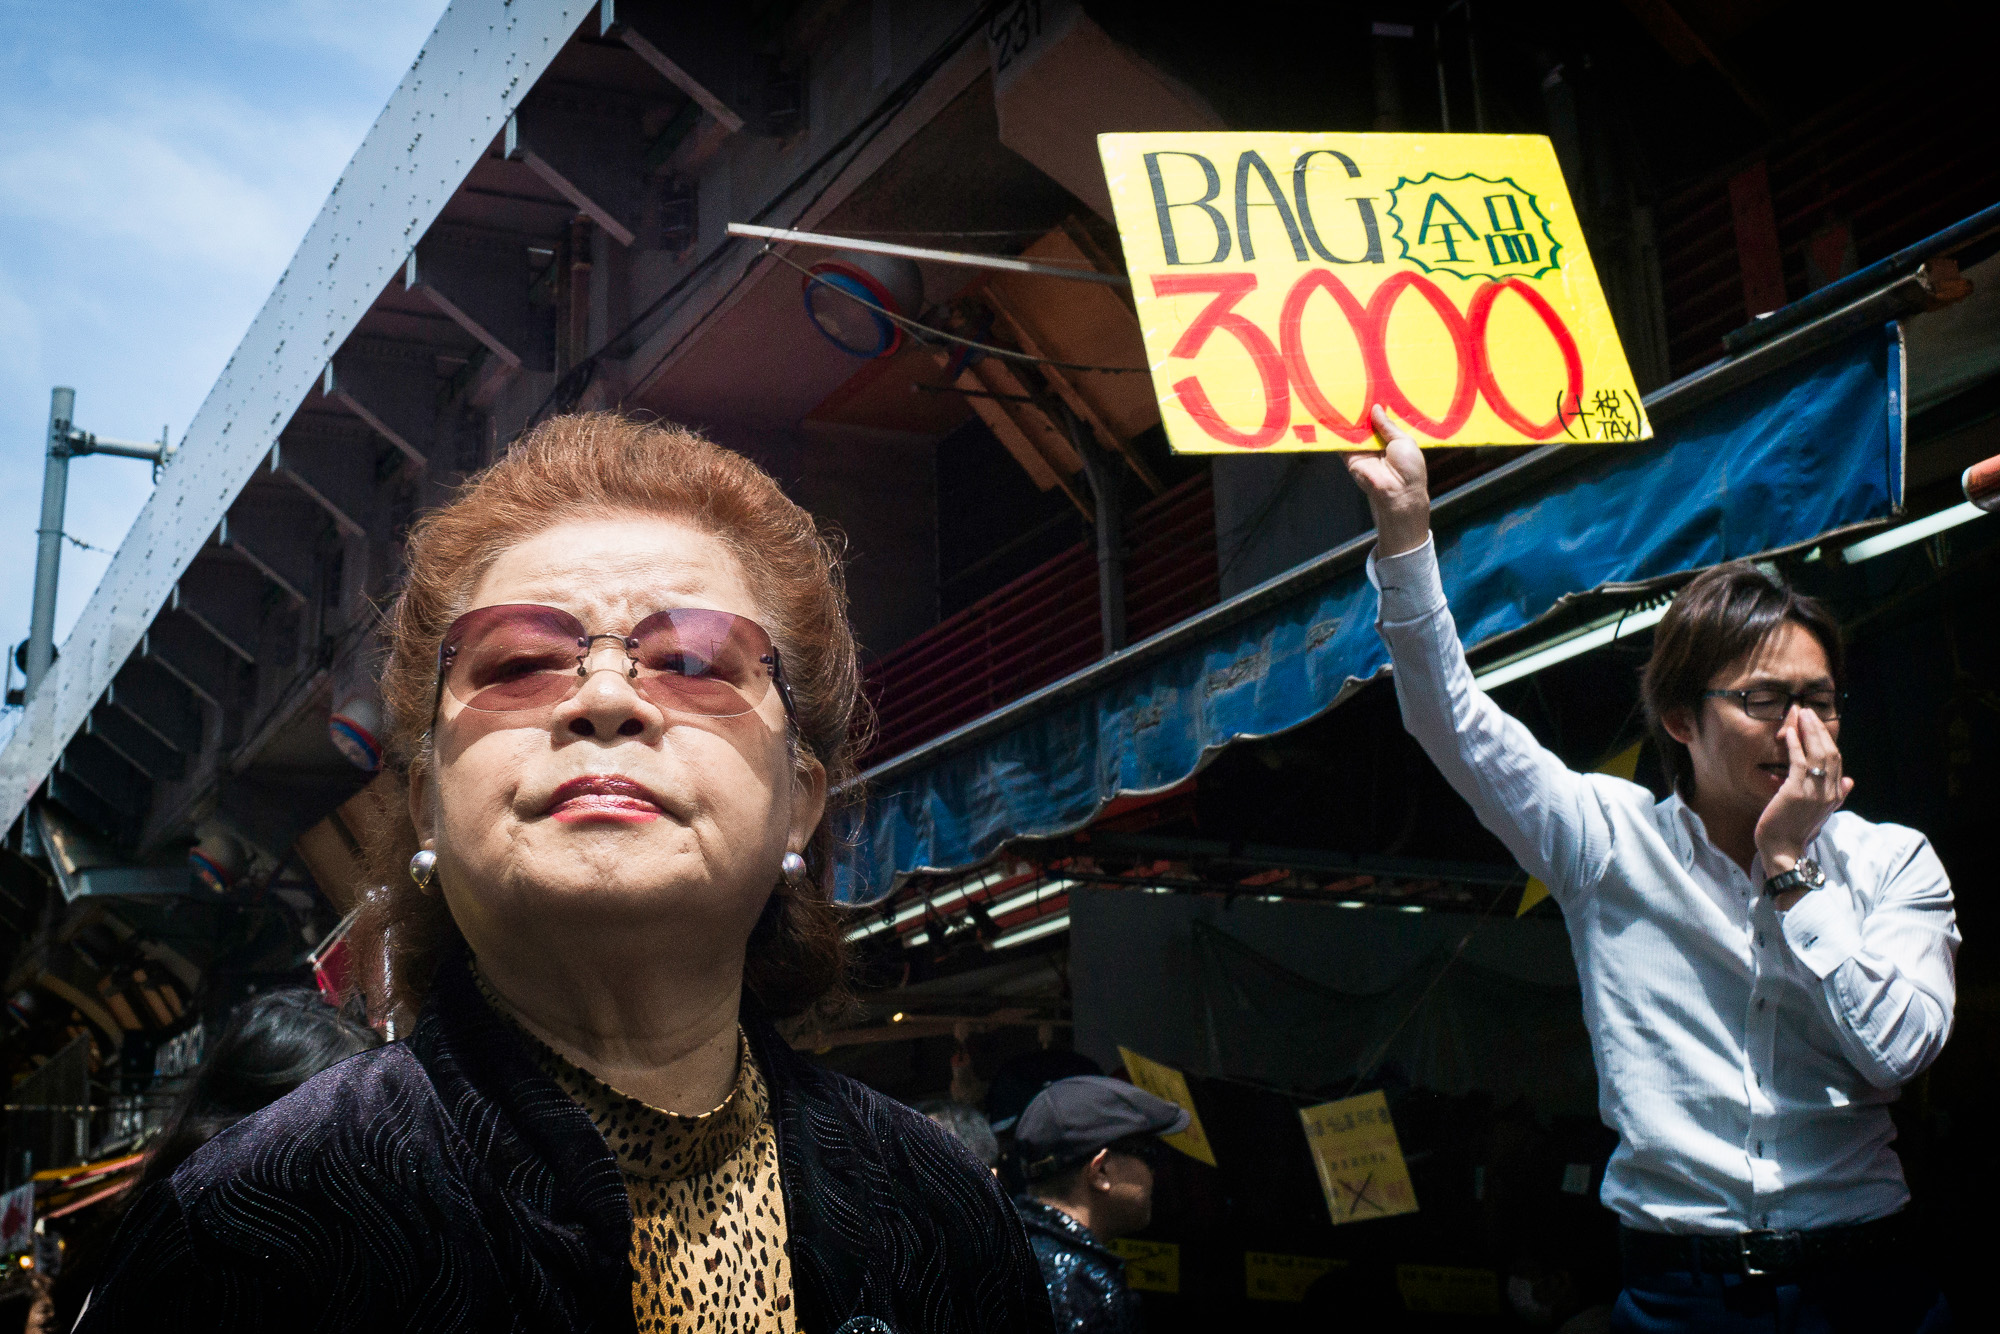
{"left": 139, "top": 988, "right": 380, "bottom": 1192}
{"left": 356, "top": 413, "right": 863, "bottom": 1028}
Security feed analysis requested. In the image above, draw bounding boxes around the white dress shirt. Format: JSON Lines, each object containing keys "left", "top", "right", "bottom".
{"left": 1370, "top": 537, "right": 1958, "bottom": 1235}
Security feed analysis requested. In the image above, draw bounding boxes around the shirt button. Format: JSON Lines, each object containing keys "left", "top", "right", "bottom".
{"left": 1757, "top": 998, "right": 1768, "bottom": 1010}
{"left": 1756, "top": 934, "right": 1766, "bottom": 948}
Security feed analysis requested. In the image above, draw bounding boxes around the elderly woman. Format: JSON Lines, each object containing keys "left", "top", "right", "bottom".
{"left": 80, "top": 416, "right": 1054, "bottom": 1334}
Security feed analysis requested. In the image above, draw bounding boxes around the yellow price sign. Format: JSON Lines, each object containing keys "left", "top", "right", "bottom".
{"left": 1108, "top": 1238, "right": 1181, "bottom": 1293}
{"left": 1299, "top": 1090, "right": 1418, "bottom": 1226}
{"left": 1396, "top": 1265, "right": 1502, "bottom": 1316}
{"left": 1245, "top": 1252, "right": 1344, "bottom": 1302}
{"left": 1098, "top": 132, "right": 1652, "bottom": 452}
{"left": 1117, "top": 1047, "right": 1217, "bottom": 1166}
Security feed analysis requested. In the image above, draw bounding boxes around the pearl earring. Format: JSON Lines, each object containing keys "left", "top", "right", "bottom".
{"left": 408, "top": 849, "right": 437, "bottom": 889}
{"left": 781, "top": 852, "right": 807, "bottom": 886}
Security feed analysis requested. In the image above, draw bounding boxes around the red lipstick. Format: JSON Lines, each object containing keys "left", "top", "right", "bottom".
{"left": 546, "top": 775, "right": 665, "bottom": 824}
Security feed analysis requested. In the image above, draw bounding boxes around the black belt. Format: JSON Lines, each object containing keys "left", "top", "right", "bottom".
{"left": 1619, "top": 1213, "right": 1913, "bottom": 1280}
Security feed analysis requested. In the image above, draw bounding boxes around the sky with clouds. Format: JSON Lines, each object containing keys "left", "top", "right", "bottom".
{"left": 0, "top": 0, "right": 450, "bottom": 699}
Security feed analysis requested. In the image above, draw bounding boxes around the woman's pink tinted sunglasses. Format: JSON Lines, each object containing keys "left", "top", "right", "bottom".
{"left": 432, "top": 603, "right": 797, "bottom": 723}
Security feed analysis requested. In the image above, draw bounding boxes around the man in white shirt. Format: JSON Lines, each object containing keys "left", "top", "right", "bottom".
{"left": 1346, "top": 407, "right": 1957, "bottom": 1333}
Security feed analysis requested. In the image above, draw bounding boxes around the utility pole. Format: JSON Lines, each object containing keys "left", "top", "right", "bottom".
{"left": 25, "top": 388, "right": 175, "bottom": 699}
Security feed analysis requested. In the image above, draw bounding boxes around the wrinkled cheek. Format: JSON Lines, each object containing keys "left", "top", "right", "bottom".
{"left": 435, "top": 762, "right": 522, "bottom": 864}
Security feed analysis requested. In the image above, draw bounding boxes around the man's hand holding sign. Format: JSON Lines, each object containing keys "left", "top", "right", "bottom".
{"left": 1098, "top": 132, "right": 1651, "bottom": 453}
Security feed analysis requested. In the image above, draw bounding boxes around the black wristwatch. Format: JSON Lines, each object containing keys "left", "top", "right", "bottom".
{"left": 1765, "top": 858, "right": 1825, "bottom": 897}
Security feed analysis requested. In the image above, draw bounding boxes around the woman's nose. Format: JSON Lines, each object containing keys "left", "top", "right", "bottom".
{"left": 564, "top": 652, "right": 661, "bottom": 740}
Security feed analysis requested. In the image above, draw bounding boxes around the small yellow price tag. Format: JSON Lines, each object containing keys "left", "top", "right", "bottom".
{"left": 1298, "top": 1090, "right": 1418, "bottom": 1226}
{"left": 1396, "top": 1264, "right": 1501, "bottom": 1316}
{"left": 1117, "top": 1047, "right": 1218, "bottom": 1166}
{"left": 1108, "top": 1238, "right": 1180, "bottom": 1293}
{"left": 1245, "top": 1251, "right": 1344, "bottom": 1302}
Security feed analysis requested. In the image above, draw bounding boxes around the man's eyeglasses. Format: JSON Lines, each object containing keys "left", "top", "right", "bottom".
{"left": 432, "top": 603, "right": 798, "bottom": 723}
{"left": 1701, "top": 687, "right": 1843, "bottom": 723}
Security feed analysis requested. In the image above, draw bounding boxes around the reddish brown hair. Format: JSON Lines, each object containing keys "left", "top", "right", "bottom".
{"left": 353, "top": 413, "right": 864, "bottom": 1028}
{"left": 1641, "top": 561, "right": 1843, "bottom": 797}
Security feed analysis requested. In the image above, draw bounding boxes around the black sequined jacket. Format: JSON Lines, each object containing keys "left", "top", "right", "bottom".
{"left": 1014, "top": 1197, "right": 1143, "bottom": 1334}
{"left": 78, "top": 954, "right": 1055, "bottom": 1334}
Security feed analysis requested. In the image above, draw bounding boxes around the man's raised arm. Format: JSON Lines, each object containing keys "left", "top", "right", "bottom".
{"left": 1345, "top": 407, "right": 1614, "bottom": 906}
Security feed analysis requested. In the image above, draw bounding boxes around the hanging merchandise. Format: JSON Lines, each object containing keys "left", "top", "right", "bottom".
{"left": 801, "top": 250, "right": 925, "bottom": 358}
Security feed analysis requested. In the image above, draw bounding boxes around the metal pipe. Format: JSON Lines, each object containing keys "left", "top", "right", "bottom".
{"left": 1721, "top": 197, "right": 2000, "bottom": 353}
{"left": 725, "top": 222, "right": 1130, "bottom": 288}
{"left": 1062, "top": 406, "right": 1127, "bottom": 655}
{"left": 1464, "top": 1, "right": 1488, "bottom": 132}
{"left": 70, "top": 433, "right": 171, "bottom": 462}
{"left": 26, "top": 388, "right": 75, "bottom": 698}
{"left": 1434, "top": 20, "right": 1451, "bottom": 132}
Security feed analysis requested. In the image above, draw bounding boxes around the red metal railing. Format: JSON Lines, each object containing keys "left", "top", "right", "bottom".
{"left": 1657, "top": 63, "right": 1998, "bottom": 377}
{"left": 862, "top": 474, "right": 1218, "bottom": 765}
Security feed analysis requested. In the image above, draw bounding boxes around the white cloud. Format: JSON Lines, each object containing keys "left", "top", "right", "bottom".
{"left": 0, "top": 88, "right": 362, "bottom": 275}
{"left": 176, "top": 0, "right": 452, "bottom": 85}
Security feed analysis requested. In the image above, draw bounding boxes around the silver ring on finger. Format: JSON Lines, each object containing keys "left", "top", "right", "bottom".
{"left": 1807, "top": 766, "right": 1827, "bottom": 779}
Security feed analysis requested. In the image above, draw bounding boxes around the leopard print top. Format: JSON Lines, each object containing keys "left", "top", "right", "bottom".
{"left": 476, "top": 970, "right": 797, "bottom": 1333}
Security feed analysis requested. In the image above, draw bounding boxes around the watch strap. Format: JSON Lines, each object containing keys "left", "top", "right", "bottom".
{"left": 1765, "top": 859, "right": 1824, "bottom": 896}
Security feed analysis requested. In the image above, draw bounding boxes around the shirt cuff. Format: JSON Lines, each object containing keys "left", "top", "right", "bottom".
{"left": 1779, "top": 884, "right": 1866, "bottom": 979}
{"left": 1365, "top": 534, "right": 1446, "bottom": 626}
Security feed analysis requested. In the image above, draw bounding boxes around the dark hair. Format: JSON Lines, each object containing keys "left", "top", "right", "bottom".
{"left": 1029, "top": 1158, "right": 1092, "bottom": 1199}
{"left": 352, "top": 413, "right": 865, "bottom": 1029}
{"left": 135, "top": 989, "right": 381, "bottom": 1195}
{"left": 1641, "top": 561, "right": 1844, "bottom": 796}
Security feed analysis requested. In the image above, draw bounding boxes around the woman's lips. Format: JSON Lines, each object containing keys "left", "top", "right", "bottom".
{"left": 546, "top": 775, "right": 665, "bottom": 823}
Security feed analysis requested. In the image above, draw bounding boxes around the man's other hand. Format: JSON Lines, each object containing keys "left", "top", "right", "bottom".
{"left": 1344, "top": 405, "right": 1432, "bottom": 557}
{"left": 1757, "top": 704, "right": 1855, "bottom": 907}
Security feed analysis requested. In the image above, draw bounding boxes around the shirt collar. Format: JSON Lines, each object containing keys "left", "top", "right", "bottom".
{"left": 1660, "top": 791, "right": 1828, "bottom": 880}
{"left": 1659, "top": 792, "right": 1700, "bottom": 870}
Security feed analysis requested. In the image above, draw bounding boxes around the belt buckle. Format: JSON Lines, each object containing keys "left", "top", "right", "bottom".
{"left": 1737, "top": 1229, "right": 1798, "bottom": 1278}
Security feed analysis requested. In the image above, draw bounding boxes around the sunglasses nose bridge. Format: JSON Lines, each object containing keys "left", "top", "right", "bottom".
{"left": 576, "top": 634, "right": 641, "bottom": 679}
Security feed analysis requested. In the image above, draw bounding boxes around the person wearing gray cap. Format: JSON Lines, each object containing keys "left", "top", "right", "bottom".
{"left": 1011, "top": 1075, "right": 1191, "bottom": 1334}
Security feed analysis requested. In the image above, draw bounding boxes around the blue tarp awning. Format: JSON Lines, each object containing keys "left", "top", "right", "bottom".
{"left": 843, "top": 328, "right": 1906, "bottom": 904}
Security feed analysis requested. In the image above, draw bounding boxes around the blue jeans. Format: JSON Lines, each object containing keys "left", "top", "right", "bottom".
{"left": 1612, "top": 1264, "right": 1950, "bottom": 1333}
